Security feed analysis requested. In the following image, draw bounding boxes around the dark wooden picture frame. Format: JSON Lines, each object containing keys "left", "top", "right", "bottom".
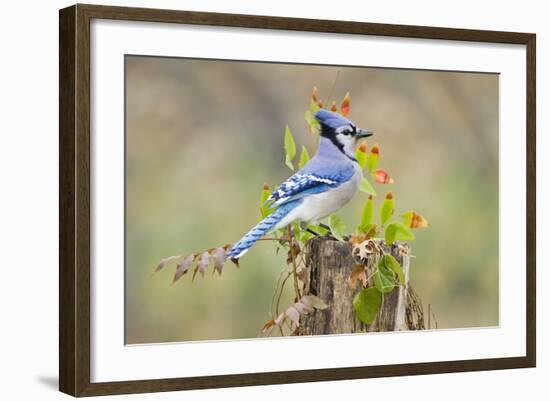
{"left": 59, "top": 3, "right": 536, "bottom": 397}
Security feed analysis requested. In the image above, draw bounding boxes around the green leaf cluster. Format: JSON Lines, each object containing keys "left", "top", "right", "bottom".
{"left": 304, "top": 101, "right": 321, "bottom": 134}
{"left": 353, "top": 254, "right": 405, "bottom": 324}
{"left": 355, "top": 192, "right": 416, "bottom": 245}
{"left": 359, "top": 177, "right": 376, "bottom": 196}
{"left": 298, "top": 146, "right": 310, "bottom": 169}
{"left": 328, "top": 214, "right": 346, "bottom": 241}
{"left": 284, "top": 125, "right": 296, "bottom": 170}
{"left": 259, "top": 185, "right": 274, "bottom": 220}
{"left": 355, "top": 147, "right": 367, "bottom": 169}
{"left": 353, "top": 288, "right": 381, "bottom": 324}
{"left": 379, "top": 195, "right": 394, "bottom": 226}
{"left": 384, "top": 222, "right": 415, "bottom": 245}
{"left": 366, "top": 148, "right": 379, "bottom": 172}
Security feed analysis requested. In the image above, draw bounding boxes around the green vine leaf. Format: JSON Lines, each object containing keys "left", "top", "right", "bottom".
{"left": 293, "top": 222, "right": 313, "bottom": 244}
{"left": 353, "top": 287, "right": 382, "bottom": 324}
{"left": 304, "top": 95, "right": 321, "bottom": 134}
{"left": 384, "top": 224, "right": 396, "bottom": 245}
{"left": 360, "top": 196, "right": 374, "bottom": 227}
{"left": 374, "top": 259, "right": 396, "bottom": 293}
{"left": 379, "top": 192, "right": 394, "bottom": 226}
{"left": 359, "top": 177, "right": 377, "bottom": 196}
{"left": 356, "top": 143, "right": 367, "bottom": 169}
{"left": 298, "top": 145, "right": 310, "bottom": 169}
{"left": 385, "top": 222, "right": 415, "bottom": 245}
{"left": 284, "top": 125, "right": 296, "bottom": 170}
{"left": 292, "top": 222, "right": 303, "bottom": 241}
{"left": 394, "top": 222, "right": 415, "bottom": 241}
{"left": 381, "top": 254, "right": 405, "bottom": 285}
{"left": 259, "top": 183, "right": 273, "bottom": 219}
{"left": 328, "top": 214, "right": 346, "bottom": 241}
{"left": 367, "top": 144, "right": 380, "bottom": 172}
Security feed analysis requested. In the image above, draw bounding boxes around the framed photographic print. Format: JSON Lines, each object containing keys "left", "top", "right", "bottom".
{"left": 59, "top": 4, "right": 536, "bottom": 397}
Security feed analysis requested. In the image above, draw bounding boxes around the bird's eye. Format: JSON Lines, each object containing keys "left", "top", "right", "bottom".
{"left": 336, "top": 125, "right": 356, "bottom": 136}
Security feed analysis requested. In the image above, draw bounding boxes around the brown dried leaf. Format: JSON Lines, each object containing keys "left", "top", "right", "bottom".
{"left": 286, "top": 241, "right": 301, "bottom": 265}
{"left": 363, "top": 224, "right": 378, "bottom": 239}
{"left": 300, "top": 295, "right": 328, "bottom": 310}
{"left": 285, "top": 306, "right": 300, "bottom": 326}
{"left": 352, "top": 239, "right": 378, "bottom": 265}
{"left": 155, "top": 255, "right": 181, "bottom": 273}
{"left": 296, "top": 266, "right": 309, "bottom": 283}
{"left": 211, "top": 247, "right": 226, "bottom": 275}
{"left": 350, "top": 233, "right": 367, "bottom": 246}
{"left": 192, "top": 252, "right": 209, "bottom": 280}
{"left": 192, "top": 266, "right": 199, "bottom": 281}
{"left": 311, "top": 86, "right": 319, "bottom": 103}
{"left": 354, "top": 239, "right": 376, "bottom": 261}
{"left": 172, "top": 255, "right": 194, "bottom": 284}
{"left": 261, "top": 319, "right": 276, "bottom": 333}
{"left": 348, "top": 264, "right": 368, "bottom": 289}
{"left": 411, "top": 211, "right": 429, "bottom": 229}
{"left": 197, "top": 251, "right": 210, "bottom": 276}
{"left": 274, "top": 313, "right": 285, "bottom": 325}
{"left": 341, "top": 92, "right": 350, "bottom": 116}
{"left": 294, "top": 301, "right": 314, "bottom": 314}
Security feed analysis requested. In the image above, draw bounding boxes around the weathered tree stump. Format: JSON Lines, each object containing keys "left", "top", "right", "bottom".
{"left": 297, "top": 237, "right": 425, "bottom": 335}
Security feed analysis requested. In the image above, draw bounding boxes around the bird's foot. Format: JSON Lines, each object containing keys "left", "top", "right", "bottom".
{"left": 300, "top": 221, "right": 320, "bottom": 237}
{"left": 301, "top": 222, "right": 336, "bottom": 240}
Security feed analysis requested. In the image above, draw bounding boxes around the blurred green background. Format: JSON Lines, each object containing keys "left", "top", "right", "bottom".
{"left": 125, "top": 56, "right": 499, "bottom": 344}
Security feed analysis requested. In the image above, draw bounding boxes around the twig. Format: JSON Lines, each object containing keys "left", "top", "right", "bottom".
{"left": 257, "top": 236, "right": 289, "bottom": 242}
{"left": 287, "top": 226, "right": 302, "bottom": 300}
{"left": 278, "top": 323, "right": 285, "bottom": 337}
{"left": 326, "top": 70, "right": 341, "bottom": 106}
{"left": 378, "top": 290, "right": 385, "bottom": 331}
{"left": 271, "top": 268, "right": 288, "bottom": 317}
{"left": 275, "top": 273, "right": 292, "bottom": 319}
{"left": 305, "top": 227, "right": 320, "bottom": 236}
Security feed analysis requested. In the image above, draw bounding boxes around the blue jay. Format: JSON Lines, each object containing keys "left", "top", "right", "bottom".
{"left": 226, "top": 109, "right": 374, "bottom": 260}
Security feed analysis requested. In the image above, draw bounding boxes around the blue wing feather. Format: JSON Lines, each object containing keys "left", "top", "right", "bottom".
{"left": 267, "top": 167, "right": 354, "bottom": 206}
{"left": 228, "top": 137, "right": 358, "bottom": 260}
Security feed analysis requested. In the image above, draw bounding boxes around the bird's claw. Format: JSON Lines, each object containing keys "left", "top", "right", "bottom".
{"left": 300, "top": 222, "right": 336, "bottom": 239}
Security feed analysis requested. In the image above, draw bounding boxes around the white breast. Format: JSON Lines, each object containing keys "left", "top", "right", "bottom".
{"left": 274, "top": 163, "right": 362, "bottom": 229}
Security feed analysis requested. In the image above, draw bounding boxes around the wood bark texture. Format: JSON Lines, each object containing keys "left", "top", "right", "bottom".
{"left": 297, "top": 237, "right": 425, "bottom": 335}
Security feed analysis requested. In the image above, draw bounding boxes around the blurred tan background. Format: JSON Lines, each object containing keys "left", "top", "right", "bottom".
{"left": 125, "top": 55, "right": 498, "bottom": 344}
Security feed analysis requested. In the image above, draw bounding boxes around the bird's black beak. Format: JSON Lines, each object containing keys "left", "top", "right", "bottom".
{"left": 356, "top": 129, "right": 374, "bottom": 138}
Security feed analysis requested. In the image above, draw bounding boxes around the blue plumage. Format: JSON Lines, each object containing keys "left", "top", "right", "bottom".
{"left": 225, "top": 200, "right": 302, "bottom": 260}
{"left": 266, "top": 173, "right": 339, "bottom": 206}
{"left": 226, "top": 109, "right": 373, "bottom": 261}
{"left": 314, "top": 109, "right": 354, "bottom": 129}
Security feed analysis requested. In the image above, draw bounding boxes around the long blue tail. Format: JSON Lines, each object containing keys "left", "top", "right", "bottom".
{"left": 226, "top": 201, "right": 300, "bottom": 260}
